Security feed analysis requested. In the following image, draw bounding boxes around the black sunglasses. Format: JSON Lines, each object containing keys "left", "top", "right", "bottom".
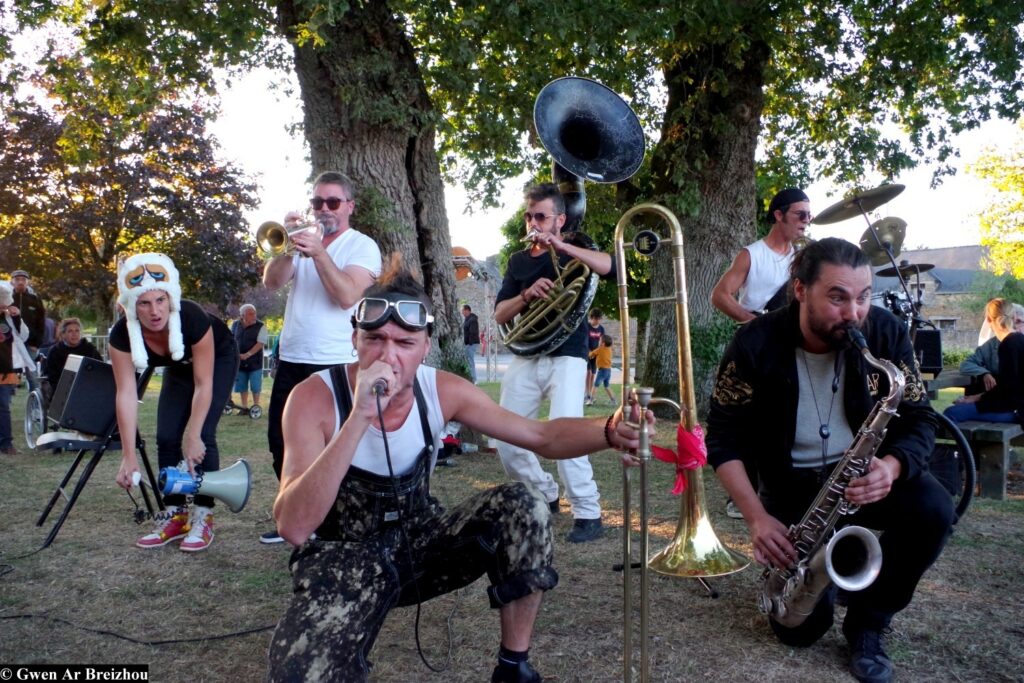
{"left": 788, "top": 209, "right": 813, "bottom": 221}
{"left": 354, "top": 297, "right": 434, "bottom": 332}
{"left": 523, "top": 211, "right": 560, "bottom": 223}
{"left": 310, "top": 196, "right": 350, "bottom": 211}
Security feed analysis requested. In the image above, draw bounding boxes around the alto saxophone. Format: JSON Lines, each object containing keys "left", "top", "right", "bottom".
{"left": 759, "top": 327, "right": 906, "bottom": 627}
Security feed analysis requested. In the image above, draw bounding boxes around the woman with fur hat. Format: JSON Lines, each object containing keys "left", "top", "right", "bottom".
{"left": 108, "top": 253, "right": 239, "bottom": 552}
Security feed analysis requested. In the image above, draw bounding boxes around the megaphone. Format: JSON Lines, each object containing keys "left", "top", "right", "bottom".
{"left": 158, "top": 459, "right": 252, "bottom": 513}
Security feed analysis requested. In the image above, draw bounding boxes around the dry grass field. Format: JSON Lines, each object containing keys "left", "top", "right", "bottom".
{"left": 1, "top": 379, "right": 1022, "bottom": 682}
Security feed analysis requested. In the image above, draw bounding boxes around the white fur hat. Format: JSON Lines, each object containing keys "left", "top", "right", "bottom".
{"left": 0, "top": 281, "right": 12, "bottom": 307}
{"left": 117, "top": 253, "right": 184, "bottom": 371}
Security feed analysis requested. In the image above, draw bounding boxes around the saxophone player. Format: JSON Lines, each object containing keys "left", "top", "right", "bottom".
{"left": 706, "top": 238, "right": 954, "bottom": 683}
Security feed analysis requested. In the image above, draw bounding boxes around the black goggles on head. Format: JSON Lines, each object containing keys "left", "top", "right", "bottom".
{"left": 353, "top": 297, "right": 434, "bottom": 334}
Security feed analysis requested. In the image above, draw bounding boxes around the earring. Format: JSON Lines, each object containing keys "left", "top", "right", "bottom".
{"left": 351, "top": 348, "right": 357, "bottom": 357}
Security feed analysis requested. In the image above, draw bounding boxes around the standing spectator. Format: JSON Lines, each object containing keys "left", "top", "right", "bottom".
{"left": 461, "top": 303, "right": 480, "bottom": 383}
{"left": 493, "top": 183, "right": 615, "bottom": 543}
{"left": 584, "top": 309, "right": 605, "bottom": 405}
{"left": 232, "top": 304, "right": 268, "bottom": 415}
{"left": 0, "top": 282, "right": 29, "bottom": 455}
{"left": 43, "top": 317, "right": 103, "bottom": 401}
{"left": 588, "top": 334, "right": 616, "bottom": 406}
{"left": 10, "top": 270, "right": 46, "bottom": 352}
{"left": 261, "top": 171, "right": 382, "bottom": 544}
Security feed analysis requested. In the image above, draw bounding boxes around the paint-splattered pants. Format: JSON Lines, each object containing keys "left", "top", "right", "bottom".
{"left": 267, "top": 482, "right": 557, "bottom": 682}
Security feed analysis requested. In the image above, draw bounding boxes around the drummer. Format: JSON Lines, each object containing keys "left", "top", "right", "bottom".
{"left": 710, "top": 188, "right": 810, "bottom": 520}
{"left": 710, "top": 188, "right": 810, "bottom": 325}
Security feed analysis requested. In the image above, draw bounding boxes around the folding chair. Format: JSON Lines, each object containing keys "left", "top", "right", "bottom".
{"left": 35, "top": 366, "right": 160, "bottom": 549}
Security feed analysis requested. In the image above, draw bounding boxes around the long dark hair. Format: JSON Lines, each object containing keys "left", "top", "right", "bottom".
{"left": 791, "top": 237, "right": 869, "bottom": 286}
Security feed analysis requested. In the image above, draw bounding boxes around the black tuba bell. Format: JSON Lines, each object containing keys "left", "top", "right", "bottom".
{"left": 500, "top": 77, "right": 645, "bottom": 357}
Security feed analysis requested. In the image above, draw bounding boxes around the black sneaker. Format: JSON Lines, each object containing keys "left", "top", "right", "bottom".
{"left": 260, "top": 529, "right": 285, "bottom": 544}
{"left": 566, "top": 518, "right": 603, "bottom": 543}
{"left": 844, "top": 624, "right": 893, "bottom": 683}
{"left": 491, "top": 660, "right": 541, "bottom": 683}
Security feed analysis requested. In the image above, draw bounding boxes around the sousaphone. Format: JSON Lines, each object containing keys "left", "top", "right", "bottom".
{"left": 499, "top": 77, "right": 645, "bottom": 357}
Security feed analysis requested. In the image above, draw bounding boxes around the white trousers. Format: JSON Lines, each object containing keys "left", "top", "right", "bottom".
{"left": 496, "top": 355, "right": 601, "bottom": 519}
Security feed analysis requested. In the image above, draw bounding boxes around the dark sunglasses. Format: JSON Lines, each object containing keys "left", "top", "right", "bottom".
{"left": 310, "top": 196, "right": 350, "bottom": 210}
{"left": 523, "top": 211, "right": 559, "bottom": 223}
{"left": 788, "top": 209, "right": 813, "bottom": 221}
{"left": 354, "top": 297, "right": 434, "bottom": 332}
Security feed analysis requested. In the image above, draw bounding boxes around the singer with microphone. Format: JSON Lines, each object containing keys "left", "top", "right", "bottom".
{"left": 267, "top": 255, "right": 649, "bottom": 683}
{"left": 109, "top": 253, "right": 239, "bottom": 552}
{"left": 706, "top": 238, "right": 953, "bottom": 683}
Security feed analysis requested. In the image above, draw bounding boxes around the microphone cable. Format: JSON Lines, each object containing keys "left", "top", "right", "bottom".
{"left": 374, "top": 384, "right": 455, "bottom": 674}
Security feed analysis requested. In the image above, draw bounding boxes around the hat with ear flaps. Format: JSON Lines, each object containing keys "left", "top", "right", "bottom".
{"left": 117, "top": 253, "right": 184, "bottom": 371}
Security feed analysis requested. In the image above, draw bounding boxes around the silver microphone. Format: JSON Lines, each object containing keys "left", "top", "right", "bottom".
{"left": 372, "top": 378, "right": 389, "bottom": 396}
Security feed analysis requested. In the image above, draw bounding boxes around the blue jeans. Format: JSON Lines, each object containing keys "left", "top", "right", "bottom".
{"left": 0, "top": 384, "right": 14, "bottom": 449}
{"left": 943, "top": 402, "right": 1018, "bottom": 424}
{"left": 464, "top": 343, "right": 479, "bottom": 383}
{"left": 233, "top": 368, "right": 263, "bottom": 395}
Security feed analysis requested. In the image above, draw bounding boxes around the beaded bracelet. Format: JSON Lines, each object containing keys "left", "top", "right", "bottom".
{"left": 604, "top": 413, "right": 620, "bottom": 451}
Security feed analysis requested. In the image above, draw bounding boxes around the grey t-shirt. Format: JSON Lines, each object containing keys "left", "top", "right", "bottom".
{"left": 792, "top": 348, "right": 855, "bottom": 468}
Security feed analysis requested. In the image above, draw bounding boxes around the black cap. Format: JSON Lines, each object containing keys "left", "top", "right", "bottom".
{"left": 767, "top": 188, "right": 809, "bottom": 222}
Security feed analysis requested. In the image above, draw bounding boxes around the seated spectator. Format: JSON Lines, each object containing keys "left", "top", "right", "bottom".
{"left": 945, "top": 299, "right": 1024, "bottom": 424}
{"left": 44, "top": 318, "right": 103, "bottom": 401}
{"left": 959, "top": 303, "right": 1024, "bottom": 395}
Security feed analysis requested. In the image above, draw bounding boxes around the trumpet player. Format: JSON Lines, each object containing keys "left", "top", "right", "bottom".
{"left": 260, "top": 171, "right": 382, "bottom": 544}
{"left": 493, "top": 183, "right": 615, "bottom": 543}
{"left": 706, "top": 238, "right": 954, "bottom": 683}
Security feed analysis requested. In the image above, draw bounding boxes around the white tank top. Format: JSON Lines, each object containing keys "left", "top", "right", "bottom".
{"left": 738, "top": 239, "right": 794, "bottom": 313}
{"left": 314, "top": 364, "right": 445, "bottom": 475}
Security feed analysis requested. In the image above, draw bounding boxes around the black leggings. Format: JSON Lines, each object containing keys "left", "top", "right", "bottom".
{"left": 156, "top": 352, "right": 237, "bottom": 508}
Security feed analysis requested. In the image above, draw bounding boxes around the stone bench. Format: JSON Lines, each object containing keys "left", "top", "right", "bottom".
{"left": 953, "top": 420, "right": 1023, "bottom": 500}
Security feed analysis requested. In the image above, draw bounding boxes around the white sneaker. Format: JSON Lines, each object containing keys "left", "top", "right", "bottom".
{"left": 180, "top": 507, "right": 214, "bottom": 552}
{"left": 725, "top": 500, "right": 744, "bottom": 519}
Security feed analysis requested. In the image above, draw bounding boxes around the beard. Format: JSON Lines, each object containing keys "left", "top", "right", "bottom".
{"left": 805, "top": 310, "right": 864, "bottom": 350}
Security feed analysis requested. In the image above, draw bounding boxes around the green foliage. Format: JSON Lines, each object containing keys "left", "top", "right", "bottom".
{"left": 354, "top": 185, "right": 410, "bottom": 238}
{"left": 968, "top": 120, "right": 1024, "bottom": 278}
{"left": 967, "top": 272, "right": 1024, "bottom": 311}
{"left": 943, "top": 348, "right": 971, "bottom": 369}
{"left": 0, "top": 56, "right": 262, "bottom": 320}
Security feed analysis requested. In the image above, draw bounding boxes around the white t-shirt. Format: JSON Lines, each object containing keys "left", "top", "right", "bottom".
{"left": 737, "top": 238, "right": 794, "bottom": 313}
{"left": 314, "top": 364, "right": 445, "bottom": 476}
{"left": 280, "top": 228, "right": 381, "bottom": 364}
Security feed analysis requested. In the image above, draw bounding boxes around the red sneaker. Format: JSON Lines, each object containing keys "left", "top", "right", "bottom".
{"left": 180, "top": 508, "right": 214, "bottom": 552}
{"left": 136, "top": 508, "right": 190, "bottom": 548}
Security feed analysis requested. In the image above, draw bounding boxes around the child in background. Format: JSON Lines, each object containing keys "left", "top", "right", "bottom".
{"left": 588, "top": 334, "right": 616, "bottom": 406}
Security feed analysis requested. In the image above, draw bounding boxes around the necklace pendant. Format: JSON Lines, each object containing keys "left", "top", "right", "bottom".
{"left": 819, "top": 424, "right": 831, "bottom": 440}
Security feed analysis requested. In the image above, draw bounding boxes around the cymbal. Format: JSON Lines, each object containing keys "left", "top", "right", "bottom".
{"left": 859, "top": 217, "right": 907, "bottom": 266}
{"left": 876, "top": 261, "right": 935, "bottom": 278}
{"left": 812, "top": 183, "right": 906, "bottom": 225}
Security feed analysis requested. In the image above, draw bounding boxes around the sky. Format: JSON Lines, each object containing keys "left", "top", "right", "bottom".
{"left": 210, "top": 67, "right": 1015, "bottom": 261}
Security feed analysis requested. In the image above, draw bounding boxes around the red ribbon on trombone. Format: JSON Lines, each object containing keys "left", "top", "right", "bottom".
{"left": 651, "top": 423, "right": 707, "bottom": 495}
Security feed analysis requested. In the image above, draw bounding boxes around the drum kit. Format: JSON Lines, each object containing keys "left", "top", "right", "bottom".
{"left": 811, "top": 183, "right": 935, "bottom": 332}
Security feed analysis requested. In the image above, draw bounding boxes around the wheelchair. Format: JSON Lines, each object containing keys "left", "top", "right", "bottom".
{"left": 23, "top": 351, "right": 54, "bottom": 450}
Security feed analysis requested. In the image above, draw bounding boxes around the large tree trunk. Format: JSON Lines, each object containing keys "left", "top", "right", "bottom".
{"left": 276, "top": 0, "right": 464, "bottom": 373}
{"left": 645, "top": 21, "right": 769, "bottom": 418}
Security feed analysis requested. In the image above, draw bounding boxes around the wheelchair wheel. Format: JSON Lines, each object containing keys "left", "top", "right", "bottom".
{"left": 24, "top": 388, "right": 47, "bottom": 450}
{"left": 248, "top": 405, "right": 263, "bottom": 419}
{"left": 931, "top": 411, "right": 976, "bottom": 523}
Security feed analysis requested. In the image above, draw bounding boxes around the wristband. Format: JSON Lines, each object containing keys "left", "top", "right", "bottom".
{"left": 604, "top": 413, "right": 621, "bottom": 451}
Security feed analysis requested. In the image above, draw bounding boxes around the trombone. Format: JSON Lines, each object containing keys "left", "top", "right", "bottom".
{"left": 615, "top": 204, "right": 749, "bottom": 683}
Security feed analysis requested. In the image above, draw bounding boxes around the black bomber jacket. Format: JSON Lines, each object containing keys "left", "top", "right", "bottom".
{"left": 706, "top": 302, "right": 936, "bottom": 498}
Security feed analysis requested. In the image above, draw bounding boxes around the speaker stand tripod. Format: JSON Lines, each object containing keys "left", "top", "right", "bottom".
{"left": 34, "top": 368, "right": 161, "bottom": 549}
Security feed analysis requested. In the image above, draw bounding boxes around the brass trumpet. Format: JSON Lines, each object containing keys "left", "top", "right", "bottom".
{"left": 256, "top": 218, "right": 323, "bottom": 257}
